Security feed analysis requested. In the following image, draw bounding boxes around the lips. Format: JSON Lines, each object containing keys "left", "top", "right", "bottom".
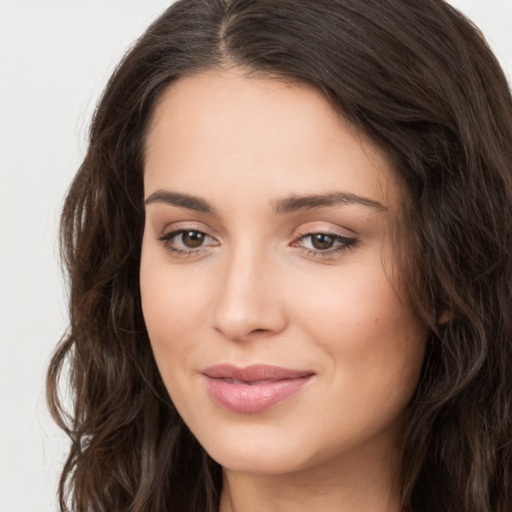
{"left": 202, "top": 364, "right": 314, "bottom": 413}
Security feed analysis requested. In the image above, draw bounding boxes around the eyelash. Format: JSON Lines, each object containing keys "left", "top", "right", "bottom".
{"left": 156, "top": 229, "right": 218, "bottom": 257}
{"left": 156, "top": 229, "right": 358, "bottom": 258}
{"left": 292, "top": 232, "right": 358, "bottom": 258}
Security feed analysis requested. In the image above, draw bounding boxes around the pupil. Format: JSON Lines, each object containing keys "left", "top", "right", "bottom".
{"left": 312, "top": 234, "right": 334, "bottom": 250}
{"left": 183, "top": 231, "right": 204, "bottom": 248}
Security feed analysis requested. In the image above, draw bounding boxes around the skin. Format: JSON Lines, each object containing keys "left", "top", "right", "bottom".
{"left": 140, "top": 69, "right": 427, "bottom": 512}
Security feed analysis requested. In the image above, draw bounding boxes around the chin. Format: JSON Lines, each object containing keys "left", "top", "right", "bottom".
{"left": 208, "top": 441, "right": 312, "bottom": 476}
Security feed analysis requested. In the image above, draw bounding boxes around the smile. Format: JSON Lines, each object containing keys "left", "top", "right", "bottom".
{"left": 202, "top": 364, "right": 315, "bottom": 413}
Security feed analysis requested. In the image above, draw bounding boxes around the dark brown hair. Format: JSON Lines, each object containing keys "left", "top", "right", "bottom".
{"left": 47, "top": 0, "right": 512, "bottom": 510}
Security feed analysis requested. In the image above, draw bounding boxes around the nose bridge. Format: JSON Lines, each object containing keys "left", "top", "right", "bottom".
{"left": 210, "top": 238, "right": 286, "bottom": 340}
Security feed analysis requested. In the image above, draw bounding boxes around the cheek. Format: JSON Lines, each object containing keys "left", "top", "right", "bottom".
{"left": 139, "top": 244, "right": 208, "bottom": 378}
{"left": 141, "top": 272, "right": 194, "bottom": 343}
{"left": 292, "top": 263, "right": 407, "bottom": 340}
{"left": 292, "top": 264, "right": 425, "bottom": 400}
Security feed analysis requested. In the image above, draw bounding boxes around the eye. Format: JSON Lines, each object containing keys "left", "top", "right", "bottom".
{"left": 292, "top": 231, "right": 358, "bottom": 257}
{"left": 157, "top": 228, "right": 218, "bottom": 254}
{"left": 178, "top": 230, "right": 207, "bottom": 248}
{"left": 304, "top": 233, "right": 339, "bottom": 251}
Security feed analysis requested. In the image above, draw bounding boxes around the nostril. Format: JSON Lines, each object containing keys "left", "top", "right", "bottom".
{"left": 248, "top": 328, "right": 268, "bottom": 336}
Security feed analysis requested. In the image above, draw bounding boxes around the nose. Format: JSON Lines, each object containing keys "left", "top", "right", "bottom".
{"left": 210, "top": 245, "right": 288, "bottom": 341}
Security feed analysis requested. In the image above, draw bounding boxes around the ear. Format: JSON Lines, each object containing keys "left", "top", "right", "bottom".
{"left": 437, "top": 310, "right": 452, "bottom": 325}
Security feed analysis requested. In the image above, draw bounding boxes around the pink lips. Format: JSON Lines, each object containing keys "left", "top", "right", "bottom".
{"left": 202, "top": 364, "right": 314, "bottom": 413}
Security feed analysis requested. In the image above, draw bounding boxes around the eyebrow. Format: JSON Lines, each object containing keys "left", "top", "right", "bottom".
{"left": 144, "top": 190, "right": 214, "bottom": 213}
{"left": 144, "top": 189, "right": 386, "bottom": 214}
{"left": 273, "top": 191, "right": 386, "bottom": 214}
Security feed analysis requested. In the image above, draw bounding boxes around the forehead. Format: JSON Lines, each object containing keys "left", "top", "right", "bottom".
{"left": 144, "top": 69, "right": 399, "bottom": 210}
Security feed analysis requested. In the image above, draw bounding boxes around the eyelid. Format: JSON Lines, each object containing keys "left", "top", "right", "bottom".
{"left": 156, "top": 223, "right": 220, "bottom": 256}
{"left": 157, "top": 228, "right": 215, "bottom": 243}
{"left": 291, "top": 221, "right": 358, "bottom": 239}
{"left": 290, "top": 223, "right": 359, "bottom": 257}
{"left": 154, "top": 221, "right": 358, "bottom": 259}
{"left": 155, "top": 219, "right": 219, "bottom": 242}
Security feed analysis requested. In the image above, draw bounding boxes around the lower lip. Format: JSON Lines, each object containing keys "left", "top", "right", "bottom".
{"left": 204, "top": 376, "right": 313, "bottom": 413}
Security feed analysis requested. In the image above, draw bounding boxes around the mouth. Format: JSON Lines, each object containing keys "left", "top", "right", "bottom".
{"left": 202, "top": 364, "right": 315, "bottom": 413}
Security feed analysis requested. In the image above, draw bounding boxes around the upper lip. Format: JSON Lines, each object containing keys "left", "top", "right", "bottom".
{"left": 202, "top": 364, "right": 314, "bottom": 382}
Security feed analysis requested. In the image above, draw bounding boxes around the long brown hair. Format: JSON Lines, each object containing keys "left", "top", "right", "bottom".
{"left": 47, "top": 0, "right": 512, "bottom": 510}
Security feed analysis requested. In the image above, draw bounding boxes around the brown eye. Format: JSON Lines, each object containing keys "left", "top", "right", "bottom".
{"left": 294, "top": 231, "right": 358, "bottom": 256}
{"left": 181, "top": 230, "right": 205, "bottom": 248}
{"left": 157, "top": 228, "right": 218, "bottom": 255}
{"left": 310, "top": 233, "right": 335, "bottom": 250}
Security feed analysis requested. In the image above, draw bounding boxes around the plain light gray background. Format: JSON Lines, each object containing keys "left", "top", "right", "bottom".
{"left": 0, "top": 1, "right": 510, "bottom": 511}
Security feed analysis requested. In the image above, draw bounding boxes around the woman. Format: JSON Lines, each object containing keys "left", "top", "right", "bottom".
{"left": 47, "top": 0, "right": 512, "bottom": 511}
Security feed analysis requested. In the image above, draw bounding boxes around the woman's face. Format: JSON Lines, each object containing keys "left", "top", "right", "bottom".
{"left": 140, "top": 70, "right": 426, "bottom": 477}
